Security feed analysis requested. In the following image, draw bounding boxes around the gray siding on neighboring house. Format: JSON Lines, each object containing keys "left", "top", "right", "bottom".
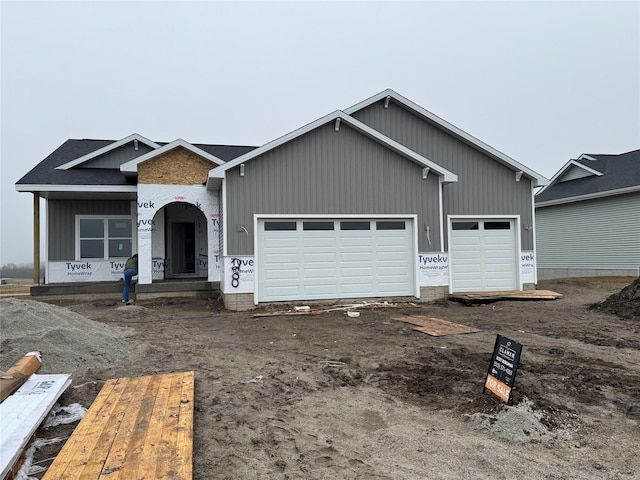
{"left": 48, "top": 199, "right": 132, "bottom": 260}
{"left": 351, "top": 101, "right": 535, "bottom": 250}
{"left": 82, "top": 143, "right": 155, "bottom": 168}
{"left": 536, "top": 192, "right": 640, "bottom": 273}
{"left": 225, "top": 122, "right": 441, "bottom": 256}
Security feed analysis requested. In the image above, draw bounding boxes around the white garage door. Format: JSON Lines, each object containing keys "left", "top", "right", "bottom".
{"left": 257, "top": 218, "right": 415, "bottom": 302}
{"left": 449, "top": 219, "right": 518, "bottom": 292}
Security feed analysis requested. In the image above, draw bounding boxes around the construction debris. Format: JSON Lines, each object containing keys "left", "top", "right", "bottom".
{"left": 393, "top": 315, "right": 480, "bottom": 336}
{"left": 0, "top": 352, "right": 42, "bottom": 403}
{"left": 449, "top": 290, "right": 563, "bottom": 305}
{"left": 0, "top": 374, "right": 72, "bottom": 480}
{"left": 253, "top": 301, "right": 397, "bottom": 318}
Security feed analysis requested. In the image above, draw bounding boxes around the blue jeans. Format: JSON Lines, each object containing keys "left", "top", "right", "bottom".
{"left": 122, "top": 269, "right": 138, "bottom": 302}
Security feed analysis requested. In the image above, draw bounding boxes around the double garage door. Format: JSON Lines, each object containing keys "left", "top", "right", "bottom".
{"left": 257, "top": 218, "right": 416, "bottom": 302}
{"left": 449, "top": 219, "right": 518, "bottom": 292}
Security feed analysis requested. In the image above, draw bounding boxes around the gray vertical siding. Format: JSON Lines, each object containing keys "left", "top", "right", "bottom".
{"left": 536, "top": 192, "right": 640, "bottom": 270}
{"left": 48, "top": 199, "right": 132, "bottom": 260}
{"left": 225, "top": 122, "right": 441, "bottom": 255}
{"left": 351, "top": 101, "right": 535, "bottom": 250}
{"left": 82, "top": 143, "right": 155, "bottom": 168}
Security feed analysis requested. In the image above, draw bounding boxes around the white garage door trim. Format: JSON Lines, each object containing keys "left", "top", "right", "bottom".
{"left": 254, "top": 214, "right": 419, "bottom": 303}
{"left": 448, "top": 215, "right": 522, "bottom": 293}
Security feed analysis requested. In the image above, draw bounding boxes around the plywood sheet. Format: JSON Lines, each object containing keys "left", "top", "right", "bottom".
{"left": 392, "top": 315, "right": 480, "bottom": 336}
{"left": 42, "top": 371, "right": 194, "bottom": 480}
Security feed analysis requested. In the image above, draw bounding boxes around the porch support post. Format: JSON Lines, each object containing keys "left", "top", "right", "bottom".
{"left": 33, "top": 192, "right": 40, "bottom": 284}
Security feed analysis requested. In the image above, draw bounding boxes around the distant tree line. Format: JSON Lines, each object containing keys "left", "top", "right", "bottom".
{"left": 0, "top": 263, "right": 43, "bottom": 278}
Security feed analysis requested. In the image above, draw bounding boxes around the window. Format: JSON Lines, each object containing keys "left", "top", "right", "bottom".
{"left": 303, "top": 221, "right": 334, "bottom": 231}
{"left": 452, "top": 221, "right": 479, "bottom": 230}
{"left": 264, "top": 221, "right": 297, "bottom": 231}
{"left": 77, "top": 216, "right": 134, "bottom": 259}
{"left": 340, "top": 221, "right": 370, "bottom": 230}
{"left": 376, "top": 221, "right": 406, "bottom": 230}
{"left": 484, "top": 221, "right": 511, "bottom": 230}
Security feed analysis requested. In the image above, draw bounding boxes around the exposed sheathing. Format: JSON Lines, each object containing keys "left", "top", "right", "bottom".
{"left": 138, "top": 147, "right": 216, "bottom": 185}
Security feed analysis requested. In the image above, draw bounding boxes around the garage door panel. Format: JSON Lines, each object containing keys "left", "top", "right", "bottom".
{"left": 263, "top": 270, "right": 299, "bottom": 282}
{"left": 341, "top": 266, "right": 375, "bottom": 277}
{"left": 303, "top": 252, "right": 338, "bottom": 263}
{"left": 258, "top": 218, "right": 414, "bottom": 302}
{"left": 339, "top": 252, "right": 371, "bottom": 262}
{"left": 450, "top": 219, "right": 517, "bottom": 292}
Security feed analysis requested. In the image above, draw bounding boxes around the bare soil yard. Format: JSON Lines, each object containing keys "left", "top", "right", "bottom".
{"left": 1, "top": 278, "right": 639, "bottom": 479}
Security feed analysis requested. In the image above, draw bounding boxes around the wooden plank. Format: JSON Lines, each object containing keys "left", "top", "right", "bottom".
{"left": 155, "top": 373, "right": 189, "bottom": 479}
{"left": 42, "top": 372, "right": 194, "bottom": 480}
{"left": 392, "top": 315, "right": 480, "bottom": 336}
{"left": 106, "top": 374, "right": 163, "bottom": 479}
{"left": 95, "top": 375, "right": 153, "bottom": 479}
{"left": 449, "top": 289, "right": 563, "bottom": 305}
{"left": 76, "top": 377, "right": 145, "bottom": 478}
{"left": 41, "top": 378, "right": 126, "bottom": 479}
{"left": 176, "top": 372, "right": 195, "bottom": 480}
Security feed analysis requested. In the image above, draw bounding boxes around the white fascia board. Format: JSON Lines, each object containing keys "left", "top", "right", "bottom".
{"left": 535, "top": 185, "right": 640, "bottom": 208}
{"left": 208, "top": 111, "right": 458, "bottom": 183}
{"left": 536, "top": 159, "right": 603, "bottom": 195}
{"left": 15, "top": 184, "right": 137, "bottom": 193}
{"left": 578, "top": 154, "right": 599, "bottom": 161}
{"left": 56, "top": 133, "right": 161, "bottom": 170}
{"left": 120, "top": 138, "right": 225, "bottom": 173}
{"left": 345, "top": 89, "right": 548, "bottom": 187}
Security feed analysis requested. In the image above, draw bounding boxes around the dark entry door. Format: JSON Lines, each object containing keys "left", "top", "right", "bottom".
{"left": 170, "top": 222, "right": 196, "bottom": 276}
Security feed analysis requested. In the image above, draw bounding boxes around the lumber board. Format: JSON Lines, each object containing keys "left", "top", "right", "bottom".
{"left": 449, "top": 289, "right": 563, "bottom": 305}
{"left": 393, "top": 315, "right": 480, "bottom": 336}
{"left": 176, "top": 371, "right": 195, "bottom": 480}
{"left": 42, "top": 372, "right": 194, "bottom": 480}
{"left": 94, "top": 375, "right": 153, "bottom": 479}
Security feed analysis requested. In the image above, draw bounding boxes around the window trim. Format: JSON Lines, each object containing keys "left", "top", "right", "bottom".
{"left": 75, "top": 215, "right": 136, "bottom": 260}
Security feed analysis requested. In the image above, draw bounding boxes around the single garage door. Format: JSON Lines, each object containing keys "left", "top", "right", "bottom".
{"left": 449, "top": 219, "right": 518, "bottom": 292}
{"left": 257, "top": 218, "right": 416, "bottom": 302}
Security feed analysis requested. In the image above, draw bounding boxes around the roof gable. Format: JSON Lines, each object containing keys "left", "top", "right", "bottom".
{"left": 551, "top": 160, "right": 603, "bottom": 185}
{"left": 56, "top": 134, "right": 160, "bottom": 170}
{"left": 207, "top": 110, "right": 458, "bottom": 189}
{"left": 536, "top": 149, "right": 640, "bottom": 206}
{"left": 344, "top": 89, "right": 548, "bottom": 187}
{"left": 120, "top": 139, "right": 225, "bottom": 176}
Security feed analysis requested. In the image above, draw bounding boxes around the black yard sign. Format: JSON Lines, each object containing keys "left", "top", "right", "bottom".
{"left": 484, "top": 335, "right": 522, "bottom": 403}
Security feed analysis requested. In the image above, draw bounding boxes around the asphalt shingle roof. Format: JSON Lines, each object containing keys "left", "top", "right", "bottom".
{"left": 535, "top": 149, "right": 640, "bottom": 204}
{"left": 16, "top": 139, "right": 257, "bottom": 187}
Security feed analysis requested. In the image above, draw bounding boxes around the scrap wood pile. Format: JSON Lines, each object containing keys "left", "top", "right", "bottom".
{"left": 449, "top": 289, "right": 563, "bottom": 305}
{"left": 253, "top": 301, "right": 401, "bottom": 317}
{"left": 590, "top": 277, "right": 640, "bottom": 320}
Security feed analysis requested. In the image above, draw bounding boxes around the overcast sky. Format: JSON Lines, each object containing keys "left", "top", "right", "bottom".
{"left": 1, "top": 1, "right": 639, "bottom": 265}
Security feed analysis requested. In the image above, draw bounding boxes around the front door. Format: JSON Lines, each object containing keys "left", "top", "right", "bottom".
{"left": 169, "top": 221, "right": 196, "bottom": 277}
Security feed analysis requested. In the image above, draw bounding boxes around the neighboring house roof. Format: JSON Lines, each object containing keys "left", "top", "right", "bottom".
{"left": 207, "top": 110, "right": 458, "bottom": 189}
{"left": 15, "top": 137, "right": 256, "bottom": 192}
{"left": 535, "top": 149, "right": 640, "bottom": 207}
{"left": 344, "top": 89, "right": 548, "bottom": 188}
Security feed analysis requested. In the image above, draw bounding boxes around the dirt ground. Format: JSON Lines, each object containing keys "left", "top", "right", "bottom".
{"left": 2, "top": 278, "right": 639, "bottom": 479}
